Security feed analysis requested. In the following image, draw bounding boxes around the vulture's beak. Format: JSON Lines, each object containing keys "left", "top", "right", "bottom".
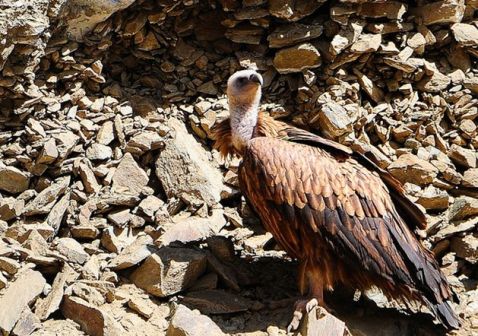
{"left": 249, "top": 73, "right": 263, "bottom": 86}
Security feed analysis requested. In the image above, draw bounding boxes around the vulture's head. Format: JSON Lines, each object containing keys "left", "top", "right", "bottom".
{"left": 227, "top": 69, "right": 263, "bottom": 108}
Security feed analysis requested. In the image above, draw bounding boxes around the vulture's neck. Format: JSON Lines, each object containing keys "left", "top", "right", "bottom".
{"left": 229, "top": 100, "right": 259, "bottom": 152}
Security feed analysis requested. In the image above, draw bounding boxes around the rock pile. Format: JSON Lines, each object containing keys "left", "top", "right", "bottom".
{"left": 0, "top": 0, "right": 477, "bottom": 335}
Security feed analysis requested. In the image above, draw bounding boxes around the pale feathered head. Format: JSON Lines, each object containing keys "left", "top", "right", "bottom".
{"left": 227, "top": 69, "right": 263, "bottom": 107}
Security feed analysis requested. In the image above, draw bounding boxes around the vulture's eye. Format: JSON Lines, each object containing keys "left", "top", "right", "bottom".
{"left": 237, "top": 77, "right": 247, "bottom": 85}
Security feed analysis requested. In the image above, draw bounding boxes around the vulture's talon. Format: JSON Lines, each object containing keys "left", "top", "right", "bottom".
{"left": 305, "top": 298, "right": 318, "bottom": 313}
{"left": 287, "top": 310, "right": 303, "bottom": 333}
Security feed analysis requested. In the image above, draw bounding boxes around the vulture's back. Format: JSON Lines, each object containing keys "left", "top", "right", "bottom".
{"left": 239, "top": 136, "right": 459, "bottom": 329}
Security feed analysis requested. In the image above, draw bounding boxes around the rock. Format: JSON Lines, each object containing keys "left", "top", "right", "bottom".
{"left": 464, "top": 77, "right": 478, "bottom": 95}
{"left": 416, "top": 185, "right": 449, "bottom": 210}
{"left": 273, "top": 43, "right": 321, "bottom": 74}
{"left": 12, "top": 308, "right": 41, "bottom": 336}
{"left": 166, "top": 304, "right": 225, "bottom": 336}
{"left": 109, "top": 234, "right": 153, "bottom": 270}
{"left": 125, "top": 131, "right": 164, "bottom": 156}
{"left": 96, "top": 121, "right": 115, "bottom": 145}
{"left": 182, "top": 289, "right": 251, "bottom": 314}
{"left": 448, "top": 144, "right": 477, "bottom": 168}
{"left": 35, "top": 263, "right": 78, "bottom": 321}
{"left": 0, "top": 197, "right": 24, "bottom": 221}
{"left": 311, "top": 102, "right": 355, "bottom": 139}
{"left": 354, "top": 69, "right": 384, "bottom": 103}
{"left": 37, "top": 138, "right": 58, "bottom": 164}
{"left": 463, "top": 168, "right": 478, "bottom": 187}
{"left": 138, "top": 195, "right": 164, "bottom": 218}
{"left": 55, "top": 238, "right": 89, "bottom": 265}
{"left": 0, "top": 256, "right": 21, "bottom": 275}
{"left": 0, "top": 269, "right": 46, "bottom": 333}
{"left": 451, "top": 234, "right": 478, "bottom": 264}
{"left": 197, "top": 81, "right": 218, "bottom": 96}
{"left": 23, "top": 177, "right": 70, "bottom": 216}
{"left": 268, "top": 0, "right": 326, "bottom": 21}
{"left": 112, "top": 153, "right": 149, "bottom": 195}
{"left": 449, "top": 196, "right": 478, "bottom": 221}
{"left": 0, "top": 165, "right": 30, "bottom": 194}
{"left": 79, "top": 162, "right": 101, "bottom": 194}
{"left": 225, "top": 24, "right": 263, "bottom": 45}
{"left": 267, "top": 23, "right": 323, "bottom": 48}
{"left": 417, "top": 71, "right": 451, "bottom": 93}
{"left": 359, "top": 1, "right": 407, "bottom": 20}
{"left": 388, "top": 154, "right": 438, "bottom": 186}
{"left": 414, "top": 0, "right": 465, "bottom": 26}
{"left": 61, "top": 295, "right": 124, "bottom": 336}
{"left": 299, "top": 306, "right": 349, "bottom": 336}
{"left": 107, "top": 208, "right": 132, "bottom": 227}
{"left": 155, "top": 118, "right": 224, "bottom": 206}
{"left": 158, "top": 209, "right": 226, "bottom": 246}
{"left": 130, "top": 247, "right": 207, "bottom": 297}
{"left": 451, "top": 23, "right": 478, "bottom": 46}
{"left": 63, "top": 0, "right": 136, "bottom": 39}
{"left": 86, "top": 143, "right": 113, "bottom": 161}
{"left": 127, "top": 297, "right": 155, "bottom": 319}
{"left": 350, "top": 34, "right": 381, "bottom": 53}
{"left": 46, "top": 193, "right": 70, "bottom": 234}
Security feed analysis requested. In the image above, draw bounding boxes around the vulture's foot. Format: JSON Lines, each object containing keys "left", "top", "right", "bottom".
{"left": 287, "top": 298, "right": 334, "bottom": 332}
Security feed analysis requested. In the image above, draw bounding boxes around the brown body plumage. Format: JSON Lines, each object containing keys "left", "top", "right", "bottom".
{"left": 213, "top": 70, "right": 460, "bottom": 330}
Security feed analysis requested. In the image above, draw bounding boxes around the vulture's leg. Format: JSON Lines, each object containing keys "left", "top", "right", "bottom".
{"left": 288, "top": 263, "right": 330, "bottom": 332}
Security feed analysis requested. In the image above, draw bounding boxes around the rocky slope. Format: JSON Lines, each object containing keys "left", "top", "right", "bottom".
{"left": 0, "top": 0, "right": 477, "bottom": 335}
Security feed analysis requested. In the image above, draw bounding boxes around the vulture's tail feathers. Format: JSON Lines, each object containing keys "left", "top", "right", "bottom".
{"left": 430, "top": 300, "right": 461, "bottom": 330}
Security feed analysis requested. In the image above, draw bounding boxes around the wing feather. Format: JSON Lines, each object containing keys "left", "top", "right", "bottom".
{"left": 239, "top": 137, "right": 452, "bottom": 308}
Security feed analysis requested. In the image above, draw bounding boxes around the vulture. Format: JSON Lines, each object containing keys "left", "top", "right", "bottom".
{"left": 212, "top": 69, "right": 460, "bottom": 331}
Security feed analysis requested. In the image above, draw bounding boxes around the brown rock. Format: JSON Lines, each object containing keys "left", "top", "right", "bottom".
{"left": 448, "top": 144, "right": 477, "bottom": 168}
{"left": 37, "top": 138, "right": 58, "bottom": 164}
{"left": 182, "top": 289, "right": 250, "bottom": 314}
{"left": 267, "top": 23, "right": 323, "bottom": 48}
{"left": 0, "top": 256, "right": 20, "bottom": 275}
{"left": 23, "top": 176, "right": 70, "bottom": 216}
{"left": 388, "top": 154, "right": 438, "bottom": 186}
{"left": 0, "top": 197, "right": 24, "bottom": 221}
{"left": 166, "top": 304, "right": 225, "bottom": 336}
{"left": 0, "top": 165, "right": 30, "bottom": 194}
{"left": 451, "top": 234, "right": 478, "bottom": 264}
{"left": 464, "top": 77, "right": 478, "bottom": 95}
{"left": 55, "top": 238, "right": 89, "bottom": 265}
{"left": 158, "top": 210, "right": 226, "bottom": 246}
{"left": 414, "top": 0, "right": 465, "bottom": 26}
{"left": 0, "top": 269, "right": 46, "bottom": 333}
{"left": 12, "top": 308, "right": 41, "bottom": 336}
{"left": 273, "top": 43, "right": 321, "bottom": 74}
{"left": 416, "top": 185, "right": 449, "bottom": 210}
{"left": 109, "top": 234, "right": 153, "bottom": 270}
{"left": 96, "top": 121, "right": 115, "bottom": 145}
{"left": 86, "top": 143, "right": 113, "bottom": 161}
{"left": 112, "top": 153, "right": 149, "bottom": 195}
{"left": 130, "top": 247, "right": 206, "bottom": 297}
{"left": 350, "top": 34, "right": 381, "bottom": 53}
{"left": 449, "top": 196, "right": 478, "bottom": 221}
{"left": 268, "top": 0, "right": 326, "bottom": 21}
{"left": 156, "top": 118, "right": 224, "bottom": 206}
{"left": 35, "top": 263, "right": 78, "bottom": 321}
{"left": 417, "top": 71, "right": 451, "bottom": 93}
{"left": 79, "top": 162, "right": 101, "bottom": 194}
{"left": 299, "top": 306, "right": 349, "bottom": 336}
{"left": 451, "top": 23, "right": 478, "bottom": 46}
{"left": 311, "top": 102, "right": 355, "bottom": 139}
{"left": 354, "top": 69, "right": 384, "bottom": 103}
{"left": 463, "top": 168, "right": 478, "bottom": 187}
{"left": 359, "top": 1, "right": 407, "bottom": 20}
{"left": 61, "top": 295, "right": 124, "bottom": 336}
